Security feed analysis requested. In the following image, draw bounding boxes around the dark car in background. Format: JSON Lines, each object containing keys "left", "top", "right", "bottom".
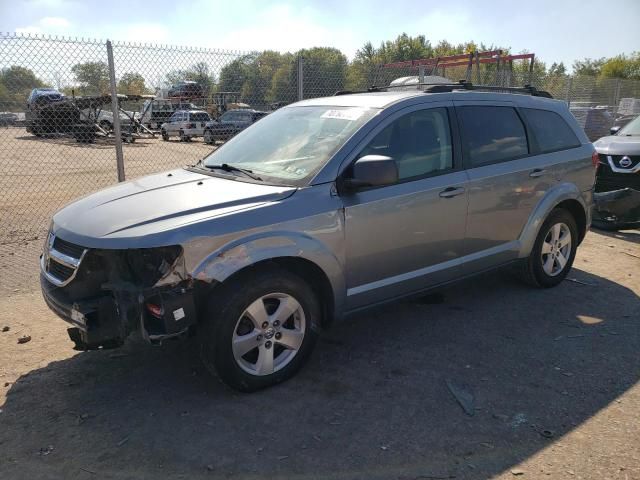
{"left": 167, "top": 81, "right": 204, "bottom": 100}
{"left": 203, "top": 109, "right": 268, "bottom": 144}
{"left": 0, "top": 112, "right": 18, "bottom": 126}
{"left": 593, "top": 115, "right": 640, "bottom": 229}
{"left": 27, "top": 87, "right": 65, "bottom": 109}
{"left": 570, "top": 106, "right": 613, "bottom": 142}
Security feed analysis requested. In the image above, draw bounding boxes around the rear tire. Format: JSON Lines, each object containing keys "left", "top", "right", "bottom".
{"left": 161, "top": 129, "right": 169, "bottom": 141}
{"left": 199, "top": 267, "right": 320, "bottom": 392}
{"left": 520, "top": 208, "right": 578, "bottom": 288}
{"left": 203, "top": 129, "right": 214, "bottom": 145}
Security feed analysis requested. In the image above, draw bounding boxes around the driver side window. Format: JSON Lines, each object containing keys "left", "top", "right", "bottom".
{"left": 359, "top": 108, "right": 453, "bottom": 181}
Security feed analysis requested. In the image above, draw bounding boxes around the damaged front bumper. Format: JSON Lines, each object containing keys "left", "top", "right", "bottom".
{"left": 593, "top": 188, "right": 640, "bottom": 229}
{"left": 41, "top": 273, "right": 198, "bottom": 349}
{"left": 40, "top": 238, "right": 199, "bottom": 349}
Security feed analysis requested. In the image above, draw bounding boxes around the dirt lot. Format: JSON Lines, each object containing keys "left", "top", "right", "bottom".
{"left": 0, "top": 127, "right": 214, "bottom": 293}
{"left": 0, "top": 229, "right": 638, "bottom": 480}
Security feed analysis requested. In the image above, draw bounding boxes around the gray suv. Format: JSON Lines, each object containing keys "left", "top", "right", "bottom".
{"left": 41, "top": 85, "right": 596, "bottom": 391}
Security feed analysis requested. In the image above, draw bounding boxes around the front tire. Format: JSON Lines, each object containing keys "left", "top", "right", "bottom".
{"left": 161, "top": 129, "right": 169, "bottom": 141}
{"left": 521, "top": 208, "right": 578, "bottom": 288}
{"left": 199, "top": 267, "right": 320, "bottom": 392}
{"left": 203, "top": 129, "right": 214, "bottom": 145}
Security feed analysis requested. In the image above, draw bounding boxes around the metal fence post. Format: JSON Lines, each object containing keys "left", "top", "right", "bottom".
{"left": 297, "top": 55, "right": 304, "bottom": 101}
{"left": 565, "top": 76, "right": 573, "bottom": 107}
{"left": 106, "top": 40, "right": 125, "bottom": 182}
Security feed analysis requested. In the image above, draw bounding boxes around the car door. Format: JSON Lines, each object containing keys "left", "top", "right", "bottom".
{"left": 166, "top": 112, "right": 181, "bottom": 134}
{"left": 341, "top": 103, "right": 469, "bottom": 309}
{"left": 453, "top": 101, "right": 554, "bottom": 274}
{"left": 218, "top": 111, "right": 236, "bottom": 137}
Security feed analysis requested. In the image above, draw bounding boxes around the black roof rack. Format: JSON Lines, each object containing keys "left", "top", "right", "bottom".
{"left": 334, "top": 80, "right": 553, "bottom": 98}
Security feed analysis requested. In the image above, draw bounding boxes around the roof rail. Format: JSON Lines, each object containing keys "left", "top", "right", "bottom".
{"left": 418, "top": 80, "right": 553, "bottom": 98}
{"left": 334, "top": 80, "right": 553, "bottom": 99}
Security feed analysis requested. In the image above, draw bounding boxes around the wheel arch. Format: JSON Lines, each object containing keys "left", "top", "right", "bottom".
{"left": 190, "top": 233, "right": 345, "bottom": 327}
{"left": 518, "top": 183, "right": 590, "bottom": 257}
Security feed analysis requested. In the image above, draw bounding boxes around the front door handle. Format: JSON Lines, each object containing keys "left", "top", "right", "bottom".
{"left": 529, "top": 168, "right": 546, "bottom": 178}
{"left": 439, "top": 187, "right": 465, "bottom": 198}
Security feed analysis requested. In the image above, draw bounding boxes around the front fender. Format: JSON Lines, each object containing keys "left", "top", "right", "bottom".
{"left": 190, "top": 231, "right": 346, "bottom": 316}
{"left": 518, "top": 183, "right": 589, "bottom": 258}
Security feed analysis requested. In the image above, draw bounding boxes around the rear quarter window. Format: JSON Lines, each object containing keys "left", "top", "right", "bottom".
{"left": 522, "top": 108, "right": 581, "bottom": 153}
{"left": 457, "top": 106, "right": 529, "bottom": 167}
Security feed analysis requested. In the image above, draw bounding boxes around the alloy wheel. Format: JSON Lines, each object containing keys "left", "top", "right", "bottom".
{"left": 231, "top": 293, "right": 306, "bottom": 376}
{"left": 541, "top": 222, "right": 572, "bottom": 276}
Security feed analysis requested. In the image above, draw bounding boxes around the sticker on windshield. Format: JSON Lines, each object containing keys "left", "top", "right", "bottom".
{"left": 321, "top": 108, "right": 366, "bottom": 121}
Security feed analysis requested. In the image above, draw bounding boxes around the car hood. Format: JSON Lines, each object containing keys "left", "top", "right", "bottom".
{"left": 594, "top": 135, "right": 640, "bottom": 155}
{"left": 52, "top": 168, "right": 296, "bottom": 248}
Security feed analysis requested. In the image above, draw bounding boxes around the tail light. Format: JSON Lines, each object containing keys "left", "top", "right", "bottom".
{"left": 592, "top": 151, "right": 599, "bottom": 170}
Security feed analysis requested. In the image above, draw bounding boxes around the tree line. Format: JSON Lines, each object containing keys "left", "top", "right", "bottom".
{"left": 1, "top": 33, "right": 639, "bottom": 111}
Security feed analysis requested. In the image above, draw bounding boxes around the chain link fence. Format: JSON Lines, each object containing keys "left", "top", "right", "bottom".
{"left": 1, "top": 32, "right": 640, "bottom": 294}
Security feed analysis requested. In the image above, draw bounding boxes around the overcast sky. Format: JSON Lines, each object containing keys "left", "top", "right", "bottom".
{"left": 2, "top": 0, "right": 639, "bottom": 69}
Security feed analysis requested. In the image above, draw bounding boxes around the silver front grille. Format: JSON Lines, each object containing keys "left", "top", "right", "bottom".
{"left": 41, "top": 232, "right": 87, "bottom": 287}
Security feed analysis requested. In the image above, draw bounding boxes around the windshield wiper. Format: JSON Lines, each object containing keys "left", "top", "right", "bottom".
{"left": 199, "top": 162, "right": 262, "bottom": 181}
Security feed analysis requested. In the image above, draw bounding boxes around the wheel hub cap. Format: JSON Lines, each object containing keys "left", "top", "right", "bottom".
{"left": 541, "top": 222, "right": 572, "bottom": 277}
{"left": 231, "top": 293, "right": 306, "bottom": 376}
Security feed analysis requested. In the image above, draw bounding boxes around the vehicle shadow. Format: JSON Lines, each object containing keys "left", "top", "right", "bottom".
{"left": 591, "top": 226, "right": 640, "bottom": 245}
{"left": 14, "top": 134, "right": 153, "bottom": 149}
{"left": 1, "top": 268, "right": 638, "bottom": 479}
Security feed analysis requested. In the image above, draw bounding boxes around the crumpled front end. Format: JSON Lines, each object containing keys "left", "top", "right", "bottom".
{"left": 593, "top": 153, "right": 640, "bottom": 229}
{"left": 593, "top": 188, "right": 640, "bottom": 229}
{"left": 40, "top": 232, "right": 198, "bottom": 349}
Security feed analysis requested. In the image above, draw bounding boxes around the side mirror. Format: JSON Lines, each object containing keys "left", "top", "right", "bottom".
{"left": 610, "top": 126, "right": 621, "bottom": 135}
{"left": 342, "top": 155, "right": 398, "bottom": 191}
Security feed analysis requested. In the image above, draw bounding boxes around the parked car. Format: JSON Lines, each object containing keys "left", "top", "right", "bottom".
{"left": 82, "top": 108, "right": 135, "bottom": 132}
{"left": 167, "top": 81, "right": 203, "bottom": 99}
{"left": 160, "top": 110, "right": 212, "bottom": 141}
{"left": 25, "top": 88, "right": 78, "bottom": 136}
{"left": 612, "top": 98, "right": 640, "bottom": 130}
{"left": 570, "top": 106, "right": 613, "bottom": 141}
{"left": 592, "top": 115, "right": 640, "bottom": 230}
{"left": 27, "top": 87, "right": 65, "bottom": 109}
{"left": 139, "top": 100, "right": 200, "bottom": 130}
{"left": 40, "top": 86, "right": 595, "bottom": 392}
{"left": 203, "top": 109, "right": 268, "bottom": 144}
{"left": 0, "top": 112, "right": 18, "bottom": 126}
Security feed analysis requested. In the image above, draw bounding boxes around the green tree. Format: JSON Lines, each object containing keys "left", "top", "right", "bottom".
{"left": 600, "top": 52, "right": 640, "bottom": 80}
{"left": 548, "top": 62, "right": 567, "bottom": 76}
{"left": 118, "top": 72, "right": 147, "bottom": 95}
{"left": 299, "top": 47, "right": 347, "bottom": 98}
{"left": 71, "top": 61, "right": 110, "bottom": 95}
{"left": 0, "top": 65, "right": 46, "bottom": 110}
{"left": 572, "top": 57, "right": 605, "bottom": 76}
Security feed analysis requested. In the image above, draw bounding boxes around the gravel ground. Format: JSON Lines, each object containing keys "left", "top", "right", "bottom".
{"left": 0, "top": 229, "right": 638, "bottom": 480}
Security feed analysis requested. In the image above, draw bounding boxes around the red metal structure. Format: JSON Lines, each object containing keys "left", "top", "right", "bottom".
{"left": 382, "top": 50, "right": 536, "bottom": 84}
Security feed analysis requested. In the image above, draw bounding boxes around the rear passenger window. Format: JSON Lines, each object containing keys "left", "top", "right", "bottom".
{"left": 458, "top": 106, "right": 528, "bottom": 167}
{"left": 522, "top": 108, "right": 581, "bottom": 153}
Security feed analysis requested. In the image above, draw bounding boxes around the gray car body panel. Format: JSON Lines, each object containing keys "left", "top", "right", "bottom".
{"left": 46, "top": 90, "right": 595, "bottom": 320}
{"left": 593, "top": 135, "right": 640, "bottom": 156}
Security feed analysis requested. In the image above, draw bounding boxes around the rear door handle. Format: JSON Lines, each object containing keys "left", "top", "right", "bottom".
{"left": 529, "top": 168, "right": 546, "bottom": 178}
{"left": 439, "top": 187, "right": 465, "bottom": 198}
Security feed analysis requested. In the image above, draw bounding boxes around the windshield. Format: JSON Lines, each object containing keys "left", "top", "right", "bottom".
{"left": 618, "top": 115, "right": 640, "bottom": 136}
{"left": 202, "top": 106, "right": 377, "bottom": 185}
